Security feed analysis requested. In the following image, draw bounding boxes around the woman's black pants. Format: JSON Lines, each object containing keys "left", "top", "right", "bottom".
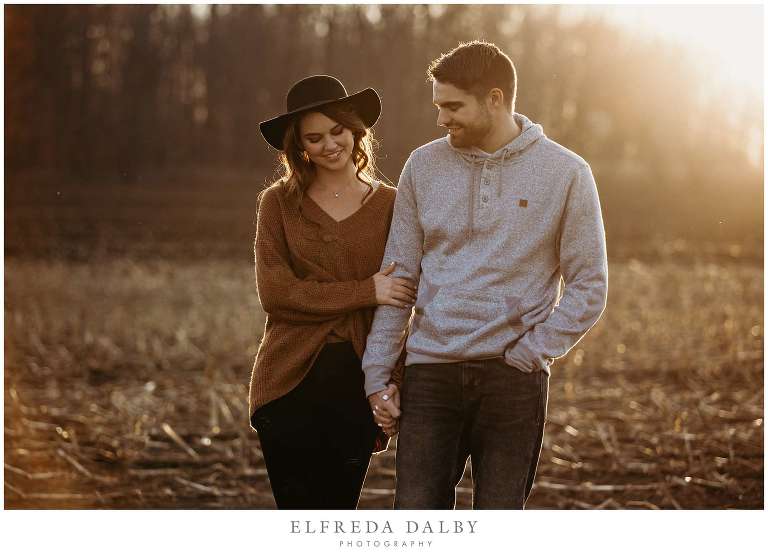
{"left": 251, "top": 341, "right": 379, "bottom": 509}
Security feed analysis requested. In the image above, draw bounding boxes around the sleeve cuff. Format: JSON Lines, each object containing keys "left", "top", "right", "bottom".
{"left": 364, "top": 365, "right": 391, "bottom": 397}
{"left": 356, "top": 277, "right": 378, "bottom": 308}
{"left": 504, "top": 338, "right": 552, "bottom": 373}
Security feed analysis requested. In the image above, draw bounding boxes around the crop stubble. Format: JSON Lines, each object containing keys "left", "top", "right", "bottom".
{"left": 4, "top": 255, "right": 762, "bottom": 509}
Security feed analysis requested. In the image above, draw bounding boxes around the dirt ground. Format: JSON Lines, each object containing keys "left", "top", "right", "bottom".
{"left": 4, "top": 257, "right": 763, "bottom": 509}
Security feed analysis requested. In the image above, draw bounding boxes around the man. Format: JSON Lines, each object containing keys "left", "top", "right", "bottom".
{"left": 364, "top": 41, "right": 608, "bottom": 509}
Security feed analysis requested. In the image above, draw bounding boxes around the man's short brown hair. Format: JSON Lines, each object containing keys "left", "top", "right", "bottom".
{"left": 427, "top": 40, "right": 517, "bottom": 112}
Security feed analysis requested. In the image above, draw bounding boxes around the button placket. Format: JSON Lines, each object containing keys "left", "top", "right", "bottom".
{"left": 480, "top": 160, "right": 490, "bottom": 208}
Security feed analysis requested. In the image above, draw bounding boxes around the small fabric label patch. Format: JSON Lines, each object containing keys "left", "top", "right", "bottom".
{"left": 519, "top": 199, "right": 528, "bottom": 208}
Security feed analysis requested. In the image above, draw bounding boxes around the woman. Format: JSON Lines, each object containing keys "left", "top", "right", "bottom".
{"left": 248, "top": 75, "right": 415, "bottom": 509}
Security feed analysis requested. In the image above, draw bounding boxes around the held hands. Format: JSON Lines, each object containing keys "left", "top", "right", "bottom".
{"left": 368, "top": 383, "right": 401, "bottom": 437}
{"left": 373, "top": 262, "right": 417, "bottom": 309}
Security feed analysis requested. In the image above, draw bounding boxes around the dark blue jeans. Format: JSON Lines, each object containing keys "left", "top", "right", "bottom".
{"left": 394, "top": 358, "right": 548, "bottom": 509}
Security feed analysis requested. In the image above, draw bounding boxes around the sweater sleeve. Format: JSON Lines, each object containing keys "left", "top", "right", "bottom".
{"left": 388, "top": 333, "right": 408, "bottom": 389}
{"left": 505, "top": 162, "right": 608, "bottom": 371}
{"left": 362, "top": 155, "right": 423, "bottom": 396}
{"left": 255, "top": 188, "right": 378, "bottom": 323}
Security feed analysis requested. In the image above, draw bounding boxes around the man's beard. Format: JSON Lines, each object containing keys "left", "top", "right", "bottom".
{"left": 448, "top": 109, "right": 493, "bottom": 148}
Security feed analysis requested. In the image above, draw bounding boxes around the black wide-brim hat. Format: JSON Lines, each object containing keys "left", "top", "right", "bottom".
{"left": 259, "top": 74, "right": 382, "bottom": 151}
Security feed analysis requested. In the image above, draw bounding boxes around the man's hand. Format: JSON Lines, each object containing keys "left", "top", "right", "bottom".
{"left": 368, "top": 383, "right": 401, "bottom": 436}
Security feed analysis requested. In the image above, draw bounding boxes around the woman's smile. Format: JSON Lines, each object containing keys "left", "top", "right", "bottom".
{"left": 324, "top": 149, "right": 344, "bottom": 161}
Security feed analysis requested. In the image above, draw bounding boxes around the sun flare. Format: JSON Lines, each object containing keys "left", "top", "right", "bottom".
{"left": 581, "top": 5, "right": 763, "bottom": 98}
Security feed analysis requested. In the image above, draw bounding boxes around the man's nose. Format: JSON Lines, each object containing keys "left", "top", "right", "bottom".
{"left": 436, "top": 109, "right": 450, "bottom": 127}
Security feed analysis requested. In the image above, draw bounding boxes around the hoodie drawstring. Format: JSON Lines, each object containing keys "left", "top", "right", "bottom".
{"left": 446, "top": 113, "right": 545, "bottom": 234}
{"left": 499, "top": 155, "right": 504, "bottom": 198}
{"left": 468, "top": 164, "right": 474, "bottom": 240}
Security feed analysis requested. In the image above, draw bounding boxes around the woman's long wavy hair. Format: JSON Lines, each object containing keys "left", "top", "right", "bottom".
{"left": 267, "top": 102, "right": 381, "bottom": 207}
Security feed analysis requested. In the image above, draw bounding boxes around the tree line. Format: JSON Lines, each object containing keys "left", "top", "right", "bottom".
{"left": 5, "top": 4, "right": 763, "bottom": 248}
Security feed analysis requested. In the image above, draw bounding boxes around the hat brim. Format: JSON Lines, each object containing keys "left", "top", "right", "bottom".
{"left": 259, "top": 88, "right": 381, "bottom": 151}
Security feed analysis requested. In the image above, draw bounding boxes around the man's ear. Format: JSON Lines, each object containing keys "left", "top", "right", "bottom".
{"left": 488, "top": 88, "right": 504, "bottom": 110}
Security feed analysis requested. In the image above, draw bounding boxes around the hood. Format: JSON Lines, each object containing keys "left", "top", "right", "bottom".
{"left": 448, "top": 113, "right": 545, "bottom": 166}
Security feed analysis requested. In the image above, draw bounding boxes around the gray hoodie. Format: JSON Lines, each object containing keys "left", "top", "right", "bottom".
{"left": 362, "top": 113, "right": 608, "bottom": 396}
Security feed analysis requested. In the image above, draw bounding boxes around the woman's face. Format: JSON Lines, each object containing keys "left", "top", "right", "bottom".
{"left": 298, "top": 111, "right": 355, "bottom": 172}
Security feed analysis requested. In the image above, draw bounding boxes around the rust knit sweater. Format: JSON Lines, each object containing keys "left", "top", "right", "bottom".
{"left": 248, "top": 181, "right": 405, "bottom": 450}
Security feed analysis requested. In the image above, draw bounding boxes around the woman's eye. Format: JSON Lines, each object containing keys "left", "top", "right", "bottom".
{"left": 331, "top": 128, "right": 343, "bottom": 135}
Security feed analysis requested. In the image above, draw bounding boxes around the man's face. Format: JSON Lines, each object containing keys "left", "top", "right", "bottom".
{"left": 432, "top": 80, "right": 493, "bottom": 148}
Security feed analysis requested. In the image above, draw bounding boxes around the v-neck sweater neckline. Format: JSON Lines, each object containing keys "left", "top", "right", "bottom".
{"left": 302, "top": 181, "right": 384, "bottom": 226}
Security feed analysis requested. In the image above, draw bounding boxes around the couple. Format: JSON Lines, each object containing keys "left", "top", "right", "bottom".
{"left": 248, "top": 41, "right": 608, "bottom": 510}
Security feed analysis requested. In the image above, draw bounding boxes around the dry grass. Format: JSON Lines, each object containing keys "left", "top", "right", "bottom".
{"left": 4, "top": 256, "right": 763, "bottom": 509}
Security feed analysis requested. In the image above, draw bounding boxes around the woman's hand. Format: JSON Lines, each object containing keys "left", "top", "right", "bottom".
{"left": 373, "top": 262, "right": 417, "bottom": 308}
{"left": 382, "top": 420, "right": 399, "bottom": 438}
{"left": 369, "top": 383, "right": 401, "bottom": 437}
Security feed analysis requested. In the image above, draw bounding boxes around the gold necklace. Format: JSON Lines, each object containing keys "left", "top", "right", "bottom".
{"left": 330, "top": 182, "right": 355, "bottom": 199}
{"left": 324, "top": 179, "right": 366, "bottom": 199}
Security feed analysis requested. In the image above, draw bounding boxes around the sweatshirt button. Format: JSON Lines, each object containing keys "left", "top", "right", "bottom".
{"left": 322, "top": 234, "right": 336, "bottom": 242}
{"left": 482, "top": 195, "right": 489, "bottom": 203}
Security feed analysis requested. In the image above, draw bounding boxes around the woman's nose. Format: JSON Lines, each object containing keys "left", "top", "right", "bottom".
{"left": 323, "top": 135, "right": 337, "bottom": 150}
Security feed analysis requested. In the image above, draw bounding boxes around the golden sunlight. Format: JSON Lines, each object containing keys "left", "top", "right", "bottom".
{"left": 582, "top": 4, "right": 763, "bottom": 97}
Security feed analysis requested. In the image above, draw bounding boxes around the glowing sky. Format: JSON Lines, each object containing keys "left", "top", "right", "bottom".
{"left": 583, "top": 4, "right": 763, "bottom": 97}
